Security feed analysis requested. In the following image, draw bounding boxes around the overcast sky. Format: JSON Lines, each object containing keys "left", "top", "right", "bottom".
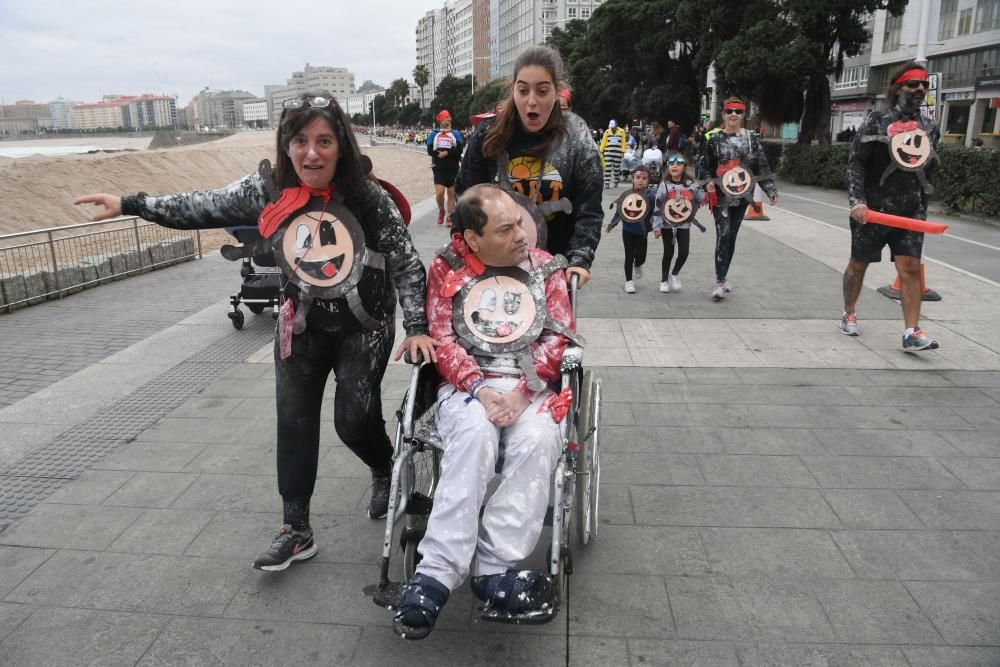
{"left": 0, "top": 0, "right": 438, "bottom": 104}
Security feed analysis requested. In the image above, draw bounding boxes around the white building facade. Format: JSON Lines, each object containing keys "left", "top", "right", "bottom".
{"left": 264, "top": 64, "right": 356, "bottom": 126}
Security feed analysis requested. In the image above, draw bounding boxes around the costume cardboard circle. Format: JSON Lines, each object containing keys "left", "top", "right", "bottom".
{"left": 452, "top": 266, "right": 546, "bottom": 352}
{"left": 617, "top": 191, "right": 649, "bottom": 223}
{"left": 720, "top": 166, "right": 754, "bottom": 198}
{"left": 663, "top": 190, "right": 697, "bottom": 225}
{"left": 888, "top": 123, "right": 931, "bottom": 170}
{"left": 272, "top": 200, "right": 368, "bottom": 299}
{"left": 507, "top": 190, "right": 548, "bottom": 250}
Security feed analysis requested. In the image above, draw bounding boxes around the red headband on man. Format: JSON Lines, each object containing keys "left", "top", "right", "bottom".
{"left": 894, "top": 68, "right": 928, "bottom": 85}
{"left": 435, "top": 109, "right": 451, "bottom": 123}
{"left": 723, "top": 101, "right": 746, "bottom": 111}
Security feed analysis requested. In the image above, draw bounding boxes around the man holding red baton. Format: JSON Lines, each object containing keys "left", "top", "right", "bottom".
{"left": 841, "top": 60, "right": 940, "bottom": 352}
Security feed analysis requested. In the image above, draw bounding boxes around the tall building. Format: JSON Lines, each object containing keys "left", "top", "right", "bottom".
{"left": 47, "top": 98, "right": 77, "bottom": 130}
{"left": 0, "top": 101, "right": 51, "bottom": 134}
{"left": 196, "top": 88, "right": 258, "bottom": 130}
{"left": 832, "top": 0, "right": 1000, "bottom": 146}
{"left": 264, "top": 64, "right": 356, "bottom": 126}
{"left": 68, "top": 94, "right": 178, "bottom": 130}
{"left": 491, "top": 0, "right": 604, "bottom": 80}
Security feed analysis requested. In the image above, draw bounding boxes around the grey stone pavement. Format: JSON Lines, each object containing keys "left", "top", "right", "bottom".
{"left": 0, "top": 184, "right": 998, "bottom": 666}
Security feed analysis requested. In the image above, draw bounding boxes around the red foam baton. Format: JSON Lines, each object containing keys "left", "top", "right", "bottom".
{"left": 867, "top": 211, "right": 948, "bottom": 234}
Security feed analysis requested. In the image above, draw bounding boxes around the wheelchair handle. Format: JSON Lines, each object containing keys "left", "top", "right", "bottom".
{"left": 403, "top": 349, "right": 426, "bottom": 365}
{"left": 570, "top": 273, "right": 579, "bottom": 321}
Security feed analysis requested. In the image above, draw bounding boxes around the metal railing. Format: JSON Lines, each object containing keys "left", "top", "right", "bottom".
{"left": 0, "top": 217, "right": 202, "bottom": 312}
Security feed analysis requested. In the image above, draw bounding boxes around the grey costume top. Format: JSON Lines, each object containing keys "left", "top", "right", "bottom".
{"left": 696, "top": 128, "right": 778, "bottom": 200}
{"left": 121, "top": 173, "right": 428, "bottom": 336}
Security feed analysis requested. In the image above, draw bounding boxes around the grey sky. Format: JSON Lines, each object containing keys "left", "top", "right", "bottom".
{"left": 1, "top": 0, "right": 437, "bottom": 104}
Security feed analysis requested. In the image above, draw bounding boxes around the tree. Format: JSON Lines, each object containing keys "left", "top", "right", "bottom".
{"left": 387, "top": 78, "right": 411, "bottom": 109}
{"left": 398, "top": 102, "right": 423, "bottom": 127}
{"left": 430, "top": 74, "right": 473, "bottom": 127}
{"left": 470, "top": 78, "right": 509, "bottom": 115}
{"left": 413, "top": 64, "right": 430, "bottom": 108}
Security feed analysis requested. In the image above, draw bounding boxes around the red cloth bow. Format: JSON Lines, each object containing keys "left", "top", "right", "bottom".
{"left": 258, "top": 182, "right": 335, "bottom": 239}
{"left": 673, "top": 190, "right": 694, "bottom": 202}
{"left": 887, "top": 120, "right": 920, "bottom": 137}
{"left": 440, "top": 233, "right": 486, "bottom": 297}
{"left": 716, "top": 159, "right": 741, "bottom": 177}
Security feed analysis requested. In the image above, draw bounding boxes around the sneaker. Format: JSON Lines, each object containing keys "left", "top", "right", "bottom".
{"left": 633, "top": 264, "right": 643, "bottom": 280}
{"left": 252, "top": 524, "right": 317, "bottom": 572}
{"left": 669, "top": 274, "right": 682, "bottom": 291}
{"left": 723, "top": 279, "right": 731, "bottom": 292}
{"left": 840, "top": 313, "right": 860, "bottom": 336}
{"left": 368, "top": 474, "right": 391, "bottom": 519}
{"left": 902, "top": 328, "right": 939, "bottom": 352}
{"left": 659, "top": 280, "right": 670, "bottom": 293}
{"left": 437, "top": 209, "right": 445, "bottom": 225}
{"left": 711, "top": 281, "right": 726, "bottom": 300}
{"left": 624, "top": 280, "right": 636, "bottom": 294}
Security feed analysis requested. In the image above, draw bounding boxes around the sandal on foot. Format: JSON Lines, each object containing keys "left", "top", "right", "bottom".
{"left": 471, "top": 569, "right": 553, "bottom": 614}
{"left": 392, "top": 573, "right": 449, "bottom": 640}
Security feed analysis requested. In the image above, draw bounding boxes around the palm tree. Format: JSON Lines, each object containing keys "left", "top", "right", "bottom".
{"left": 413, "top": 64, "right": 430, "bottom": 109}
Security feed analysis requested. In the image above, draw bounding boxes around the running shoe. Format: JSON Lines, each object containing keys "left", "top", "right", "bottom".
{"left": 252, "top": 524, "right": 317, "bottom": 572}
{"left": 369, "top": 474, "right": 392, "bottom": 519}
{"left": 902, "top": 328, "right": 939, "bottom": 352}
{"left": 437, "top": 209, "right": 445, "bottom": 225}
{"left": 723, "top": 279, "right": 731, "bottom": 292}
{"left": 669, "top": 274, "right": 682, "bottom": 291}
{"left": 840, "top": 313, "right": 860, "bottom": 336}
{"left": 634, "top": 264, "right": 643, "bottom": 280}
{"left": 659, "top": 281, "right": 670, "bottom": 293}
{"left": 711, "top": 281, "right": 726, "bottom": 300}
{"left": 624, "top": 280, "right": 636, "bottom": 294}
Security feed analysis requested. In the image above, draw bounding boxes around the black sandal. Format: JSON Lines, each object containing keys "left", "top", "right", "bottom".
{"left": 392, "top": 573, "right": 450, "bottom": 640}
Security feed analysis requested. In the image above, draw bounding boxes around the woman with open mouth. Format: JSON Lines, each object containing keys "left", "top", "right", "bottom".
{"left": 454, "top": 45, "right": 604, "bottom": 290}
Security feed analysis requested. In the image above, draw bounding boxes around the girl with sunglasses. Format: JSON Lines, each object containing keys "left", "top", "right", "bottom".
{"left": 696, "top": 97, "right": 778, "bottom": 300}
{"left": 74, "top": 92, "right": 438, "bottom": 572}
{"left": 653, "top": 154, "right": 706, "bottom": 293}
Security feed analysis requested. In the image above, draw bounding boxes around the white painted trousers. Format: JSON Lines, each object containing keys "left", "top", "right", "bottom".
{"left": 415, "top": 377, "right": 561, "bottom": 592}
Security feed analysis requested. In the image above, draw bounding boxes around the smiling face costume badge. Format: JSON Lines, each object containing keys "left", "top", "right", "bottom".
{"left": 616, "top": 191, "right": 649, "bottom": 223}
{"left": 861, "top": 118, "right": 939, "bottom": 194}
{"left": 709, "top": 159, "right": 758, "bottom": 208}
{"left": 662, "top": 189, "right": 697, "bottom": 226}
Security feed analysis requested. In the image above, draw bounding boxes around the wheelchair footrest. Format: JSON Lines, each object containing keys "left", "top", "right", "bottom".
{"left": 480, "top": 594, "right": 559, "bottom": 625}
{"left": 372, "top": 581, "right": 406, "bottom": 610}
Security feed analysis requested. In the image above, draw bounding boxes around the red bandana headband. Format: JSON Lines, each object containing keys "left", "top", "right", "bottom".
{"left": 723, "top": 101, "right": 746, "bottom": 111}
{"left": 894, "top": 68, "right": 928, "bottom": 85}
{"left": 435, "top": 109, "right": 451, "bottom": 123}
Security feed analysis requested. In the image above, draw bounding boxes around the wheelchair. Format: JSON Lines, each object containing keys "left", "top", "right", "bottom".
{"left": 372, "top": 276, "right": 602, "bottom": 624}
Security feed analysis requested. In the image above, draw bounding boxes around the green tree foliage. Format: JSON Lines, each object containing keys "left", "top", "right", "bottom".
{"left": 387, "top": 78, "right": 412, "bottom": 108}
{"left": 413, "top": 64, "right": 430, "bottom": 108}
{"left": 430, "top": 74, "right": 473, "bottom": 126}
{"left": 470, "top": 79, "right": 510, "bottom": 115}
{"left": 398, "top": 102, "right": 423, "bottom": 127}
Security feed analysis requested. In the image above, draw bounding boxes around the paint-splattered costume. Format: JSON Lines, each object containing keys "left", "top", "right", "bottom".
{"left": 417, "top": 244, "right": 573, "bottom": 591}
{"left": 122, "top": 172, "right": 427, "bottom": 525}
{"left": 653, "top": 178, "right": 706, "bottom": 281}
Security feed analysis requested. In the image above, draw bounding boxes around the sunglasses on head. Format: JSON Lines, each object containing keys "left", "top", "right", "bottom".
{"left": 724, "top": 108, "right": 744, "bottom": 116}
{"left": 283, "top": 96, "right": 333, "bottom": 110}
{"left": 900, "top": 79, "right": 929, "bottom": 89}
{"left": 667, "top": 156, "right": 686, "bottom": 165}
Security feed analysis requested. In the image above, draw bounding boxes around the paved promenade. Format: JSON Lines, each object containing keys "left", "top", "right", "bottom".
{"left": 0, "top": 185, "right": 998, "bottom": 665}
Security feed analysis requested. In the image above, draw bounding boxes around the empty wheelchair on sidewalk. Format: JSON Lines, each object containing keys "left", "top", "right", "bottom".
{"left": 372, "top": 276, "right": 602, "bottom": 624}
{"left": 223, "top": 226, "right": 281, "bottom": 330}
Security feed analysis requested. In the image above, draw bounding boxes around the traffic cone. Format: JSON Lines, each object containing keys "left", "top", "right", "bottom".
{"left": 745, "top": 200, "right": 770, "bottom": 220}
{"left": 876, "top": 263, "right": 942, "bottom": 301}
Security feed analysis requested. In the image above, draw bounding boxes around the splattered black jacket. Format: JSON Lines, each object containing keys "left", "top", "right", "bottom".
{"left": 454, "top": 111, "right": 604, "bottom": 270}
{"left": 695, "top": 129, "right": 778, "bottom": 200}
{"left": 847, "top": 105, "right": 939, "bottom": 218}
{"left": 121, "top": 174, "right": 428, "bottom": 336}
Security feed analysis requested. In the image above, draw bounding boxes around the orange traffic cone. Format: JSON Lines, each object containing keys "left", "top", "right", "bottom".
{"left": 745, "top": 200, "right": 769, "bottom": 220}
{"left": 876, "top": 263, "right": 942, "bottom": 302}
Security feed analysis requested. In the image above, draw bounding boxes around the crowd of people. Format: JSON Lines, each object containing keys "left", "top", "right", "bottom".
{"left": 71, "top": 47, "right": 941, "bottom": 643}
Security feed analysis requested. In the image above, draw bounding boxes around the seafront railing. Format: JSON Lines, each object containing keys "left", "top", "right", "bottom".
{"left": 0, "top": 217, "right": 202, "bottom": 313}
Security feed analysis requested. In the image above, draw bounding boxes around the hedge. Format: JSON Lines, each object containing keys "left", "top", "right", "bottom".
{"left": 762, "top": 140, "right": 999, "bottom": 217}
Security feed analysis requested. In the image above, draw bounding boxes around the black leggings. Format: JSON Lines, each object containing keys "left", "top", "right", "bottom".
{"left": 713, "top": 203, "right": 749, "bottom": 281}
{"left": 660, "top": 228, "right": 690, "bottom": 280}
{"left": 622, "top": 231, "right": 648, "bottom": 280}
{"left": 274, "top": 322, "right": 395, "bottom": 506}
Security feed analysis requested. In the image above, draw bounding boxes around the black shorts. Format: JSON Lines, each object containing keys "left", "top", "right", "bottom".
{"left": 432, "top": 167, "right": 459, "bottom": 187}
{"left": 850, "top": 217, "right": 923, "bottom": 263}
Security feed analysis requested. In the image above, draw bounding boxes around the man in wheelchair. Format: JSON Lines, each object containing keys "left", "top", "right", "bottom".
{"left": 392, "top": 184, "right": 580, "bottom": 640}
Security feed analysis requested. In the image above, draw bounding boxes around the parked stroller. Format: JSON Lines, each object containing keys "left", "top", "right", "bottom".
{"left": 224, "top": 226, "right": 281, "bottom": 330}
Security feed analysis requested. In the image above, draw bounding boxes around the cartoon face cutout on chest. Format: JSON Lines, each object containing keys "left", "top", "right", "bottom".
{"left": 280, "top": 211, "right": 356, "bottom": 288}
{"left": 664, "top": 190, "right": 695, "bottom": 225}
{"left": 463, "top": 275, "right": 537, "bottom": 345}
{"left": 720, "top": 166, "right": 752, "bottom": 198}
{"left": 887, "top": 120, "right": 931, "bottom": 170}
{"left": 619, "top": 192, "right": 649, "bottom": 222}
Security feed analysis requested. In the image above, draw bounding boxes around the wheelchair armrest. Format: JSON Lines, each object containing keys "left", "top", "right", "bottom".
{"left": 560, "top": 345, "right": 584, "bottom": 372}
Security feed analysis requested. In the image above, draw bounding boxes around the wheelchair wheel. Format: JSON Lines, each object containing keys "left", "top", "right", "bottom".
{"left": 574, "top": 370, "right": 601, "bottom": 546}
{"left": 401, "top": 445, "right": 441, "bottom": 581}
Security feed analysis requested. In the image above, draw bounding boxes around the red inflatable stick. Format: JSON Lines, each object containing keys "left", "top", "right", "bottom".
{"left": 867, "top": 210, "right": 948, "bottom": 234}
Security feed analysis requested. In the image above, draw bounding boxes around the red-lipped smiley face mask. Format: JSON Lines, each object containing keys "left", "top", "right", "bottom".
{"left": 887, "top": 120, "right": 931, "bottom": 169}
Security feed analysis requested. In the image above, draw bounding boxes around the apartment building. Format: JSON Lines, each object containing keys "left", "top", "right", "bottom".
{"left": 195, "top": 89, "right": 258, "bottom": 130}
{"left": 832, "top": 0, "right": 1000, "bottom": 146}
{"left": 264, "top": 64, "right": 356, "bottom": 126}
